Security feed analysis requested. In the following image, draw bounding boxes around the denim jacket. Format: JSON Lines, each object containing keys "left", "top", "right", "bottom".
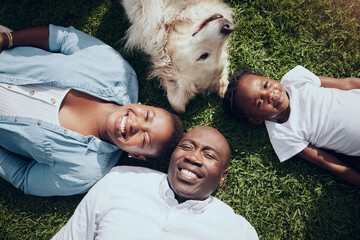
{"left": 0, "top": 25, "right": 138, "bottom": 196}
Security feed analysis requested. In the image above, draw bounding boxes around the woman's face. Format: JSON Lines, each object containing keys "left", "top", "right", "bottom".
{"left": 103, "top": 104, "right": 173, "bottom": 160}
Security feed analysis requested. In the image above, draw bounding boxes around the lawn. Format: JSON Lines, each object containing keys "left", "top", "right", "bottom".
{"left": 0, "top": 0, "right": 359, "bottom": 239}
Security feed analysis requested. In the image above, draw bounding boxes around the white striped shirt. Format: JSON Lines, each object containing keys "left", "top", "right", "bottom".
{"left": 0, "top": 83, "right": 70, "bottom": 125}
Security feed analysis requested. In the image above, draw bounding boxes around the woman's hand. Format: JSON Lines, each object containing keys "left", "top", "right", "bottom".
{"left": 0, "top": 26, "right": 50, "bottom": 51}
{"left": 0, "top": 32, "right": 10, "bottom": 52}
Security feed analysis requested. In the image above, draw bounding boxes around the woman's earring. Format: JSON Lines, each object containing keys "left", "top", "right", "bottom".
{"left": 128, "top": 154, "right": 132, "bottom": 158}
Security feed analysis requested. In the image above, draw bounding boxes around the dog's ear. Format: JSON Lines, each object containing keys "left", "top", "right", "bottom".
{"left": 165, "top": 80, "right": 194, "bottom": 113}
{"left": 153, "top": 66, "right": 195, "bottom": 113}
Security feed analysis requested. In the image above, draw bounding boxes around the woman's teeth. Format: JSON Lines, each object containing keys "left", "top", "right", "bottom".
{"left": 120, "top": 116, "right": 127, "bottom": 136}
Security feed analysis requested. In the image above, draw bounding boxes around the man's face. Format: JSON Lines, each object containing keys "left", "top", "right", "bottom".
{"left": 167, "top": 126, "right": 230, "bottom": 202}
{"left": 105, "top": 104, "right": 173, "bottom": 159}
{"left": 235, "top": 74, "right": 290, "bottom": 123}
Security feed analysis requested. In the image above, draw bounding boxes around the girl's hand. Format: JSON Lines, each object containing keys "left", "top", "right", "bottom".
{"left": 298, "top": 145, "right": 360, "bottom": 186}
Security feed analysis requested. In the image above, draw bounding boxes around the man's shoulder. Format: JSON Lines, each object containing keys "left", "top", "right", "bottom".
{"left": 107, "top": 166, "right": 166, "bottom": 181}
{"left": 110, "top": 165, "right": 165, "bottom": 175}
{"left": 208, "top": 197, "right": 259, "bottom": 239}
{"left": 209, "top": 197, "right": 246, "bottom": 220}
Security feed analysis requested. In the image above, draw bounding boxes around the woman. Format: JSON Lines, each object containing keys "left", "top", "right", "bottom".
{"left": 0, "top": 24, "right": 183, "bottom": 196}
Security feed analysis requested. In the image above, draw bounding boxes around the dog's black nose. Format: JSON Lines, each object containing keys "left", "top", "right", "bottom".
{"left": 221, "top": 20, "right": 234, "bottom": 35}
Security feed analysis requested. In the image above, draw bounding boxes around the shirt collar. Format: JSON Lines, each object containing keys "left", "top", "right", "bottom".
{"left": 86, "top": 136, "right": 120, "bottom": 152}
{"left": 159, "top": 175, "right": 213, "bottom": 214}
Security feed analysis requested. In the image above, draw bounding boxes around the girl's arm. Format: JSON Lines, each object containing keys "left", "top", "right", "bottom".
{"left": 319, "top": 76, "right": 360, "bottom": 90}
{"left": 0, "top": 26, "right": 49, "bottom": 51}
{"left": 298, "top": 145, "right": 360, "bottom": 186}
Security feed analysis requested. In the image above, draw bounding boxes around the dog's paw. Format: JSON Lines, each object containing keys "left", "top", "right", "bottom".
{"left": 217, "top": 78, "right": 229, "bottom": 98}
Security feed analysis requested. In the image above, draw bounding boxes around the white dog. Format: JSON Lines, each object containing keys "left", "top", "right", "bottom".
{"left": 121, "top": 0, "right": 234, "bottom": 113}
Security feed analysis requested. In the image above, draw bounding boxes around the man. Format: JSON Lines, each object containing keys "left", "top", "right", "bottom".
{"left": 52, "top": 126, "right": 258, "bottom": 239}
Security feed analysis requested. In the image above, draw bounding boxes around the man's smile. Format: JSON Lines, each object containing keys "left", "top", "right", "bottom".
{"left": 178, "top": 166, "right": 202, "bottom": 183}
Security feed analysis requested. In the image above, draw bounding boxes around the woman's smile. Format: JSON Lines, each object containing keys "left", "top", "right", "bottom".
{"left": 119, "top": 114, "right": 128, "bottom": 138}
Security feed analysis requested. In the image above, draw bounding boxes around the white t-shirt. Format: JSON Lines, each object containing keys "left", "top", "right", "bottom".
{"left": 265, "top": 65, "right": 360, "bottom": 162}
{"left": 52, "top": 166, "right": 258, "bottom": 240}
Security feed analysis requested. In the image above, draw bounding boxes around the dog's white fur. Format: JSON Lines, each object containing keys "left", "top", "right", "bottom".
{"left": 121, "top": 0, "right": 234, "bottom": 112}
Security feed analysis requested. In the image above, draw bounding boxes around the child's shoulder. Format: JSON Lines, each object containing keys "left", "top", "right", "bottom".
{"left": 281, "top": 65, "right": 320, "bottom": 87}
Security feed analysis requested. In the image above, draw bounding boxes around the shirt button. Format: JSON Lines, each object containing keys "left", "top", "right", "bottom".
{"left": 37, "top": 121, "right": 42, "bottom": 125}
{"left": 50, "top": 98, "right": 56, "bottom": 104}
{"left": 14, "top": 117, "right": 18, "bottom": 122}
{"left": 29, "top": 90, "right": 35, "bottom": 96}
{"left": 63, "top": 130, "right": 68, "bottom": 134}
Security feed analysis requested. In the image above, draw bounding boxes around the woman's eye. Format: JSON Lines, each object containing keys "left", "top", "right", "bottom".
{"left": 197, "top": 53, "right": 209, "bottom": 61}
{"left": 264, "top": 82, "right": 268, "bottom": 89}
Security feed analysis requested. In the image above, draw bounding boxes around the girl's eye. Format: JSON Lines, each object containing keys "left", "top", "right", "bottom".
{"left": 258, "top": 98, "right": 263, "bottom": 107}
{"left": 264, "top": 82, "right": 268, "bottom": 89}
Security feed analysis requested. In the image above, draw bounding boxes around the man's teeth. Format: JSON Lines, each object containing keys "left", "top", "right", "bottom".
{"left": 120, "top": 116, "right": 127, "bottom": 136}
{"left": 181, "top": 169, "right": 197, "bottom": 178}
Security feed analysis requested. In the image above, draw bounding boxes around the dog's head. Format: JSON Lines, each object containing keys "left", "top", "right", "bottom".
{"left": 152, "top": 1, "right": 234, "bottom": 112}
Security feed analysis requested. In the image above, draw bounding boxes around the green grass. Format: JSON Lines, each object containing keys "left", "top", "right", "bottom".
{"left": 1, "top": 0, "right": 360, "bottom": 239}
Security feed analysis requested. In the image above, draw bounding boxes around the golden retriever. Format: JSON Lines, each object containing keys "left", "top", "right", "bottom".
{"left": 121, "top": 0, "right": 234, "bottom": 113}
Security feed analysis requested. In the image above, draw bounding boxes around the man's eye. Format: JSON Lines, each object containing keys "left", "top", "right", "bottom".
{"left": 142, "top": 134, "right": 146, "bottom": 147}
{"left": 204, "top": 152, "right": 216, "bottom": 160}
{"left": 179, "top": 144, "right": 193, "bottom": 150}
{"left": 145, "top": 111, "right": 149, "bottom": 121}
{"left": 264, "top": 82, "right": 268, "bottom": 89}
{"left": 258, "top": 98, "right": 263, "bottom": 107}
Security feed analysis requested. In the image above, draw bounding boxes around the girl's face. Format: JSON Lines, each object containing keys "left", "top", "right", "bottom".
{"left": 235, "top": 74, "right": 290, "bottom": 124}
{"left": 103, "top": 104, "right": 173, "bottom": 160}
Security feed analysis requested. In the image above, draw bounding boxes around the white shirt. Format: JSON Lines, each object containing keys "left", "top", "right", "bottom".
{"left": 265, "top": 65, "right": 360, "bottom": 161}
{"left": 0, "top": 83, "right": 70, "bottom": 125}
{"left": 52, "top": 166, "right": 258, "bottom": 240}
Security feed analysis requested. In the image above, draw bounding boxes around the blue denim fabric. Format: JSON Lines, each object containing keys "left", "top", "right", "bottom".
{"left": 0, "top": 25, "right": 138, "bottom": 196}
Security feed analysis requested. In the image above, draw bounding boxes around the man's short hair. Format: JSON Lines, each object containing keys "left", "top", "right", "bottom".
{"left": 223, "top": 69, "right": 263, "bottom": 121}
{"left": 158, "top": 113, "right": 183, "bottom": 158}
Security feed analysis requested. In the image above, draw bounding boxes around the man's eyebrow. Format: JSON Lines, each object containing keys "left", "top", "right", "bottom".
{"left": 150, "top": 109, "right": 155, "bottom": 123}
{"left": 180, "top": 139, "right": 196, "bottom": 145}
